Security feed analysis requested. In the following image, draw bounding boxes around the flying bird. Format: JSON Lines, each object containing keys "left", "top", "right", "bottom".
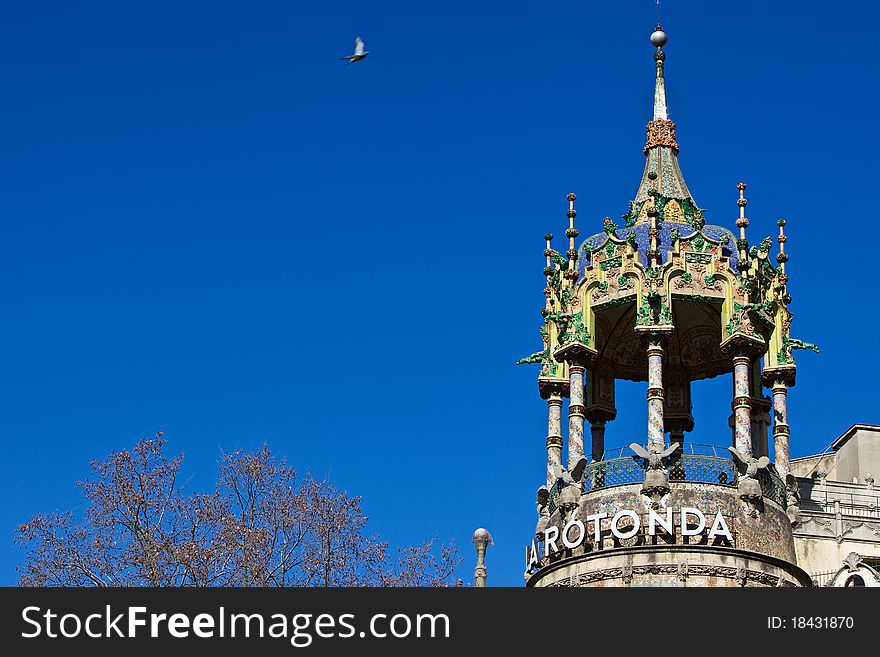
{"left": 341, "top": 36, "right": 369, "bottom": 63}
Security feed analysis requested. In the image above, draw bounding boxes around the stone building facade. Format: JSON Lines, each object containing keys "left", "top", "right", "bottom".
{"left": 789, "top": 424, "right": 880, "bottom": 586}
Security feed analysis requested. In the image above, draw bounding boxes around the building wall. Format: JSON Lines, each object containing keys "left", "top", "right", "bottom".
{"left": 789, "top": 454, "right": 833, "bottom": 478}
{"left": 834, "top": 427, "right": 880, "bottom": 483}
{"left": 790, "top": 427, "right": 880, "bottom": 583}
{"left": 532, "top": 544, "right": 808, "bottom": 587}
{"left": 528, "top": 482, "right": 809, "bottom": 587}
{"left": 794, "top": 533, "right": 880, "bottom": 579}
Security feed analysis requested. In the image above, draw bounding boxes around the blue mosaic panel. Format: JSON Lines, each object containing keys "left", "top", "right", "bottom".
{"left": 576, "top": 221, "right": 738, "bottom": 280}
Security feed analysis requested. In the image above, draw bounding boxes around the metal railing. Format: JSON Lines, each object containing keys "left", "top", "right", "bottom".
{"left": 810, "top": 570, "right": 837, "bottom": 587}
{"left": 800, "top": 497, "right": 880, "bottom": 519}
{"left": 548, "top": 443, "right": 787, "bottom": 514}
{"left": 596, "top": 443, "right": 733, "bottom": 460}
{"left": 583, "top": 450, "right": 739, "bottom": 491}
{"left": 798, "top": 482, "right": 880, "bottom": 519}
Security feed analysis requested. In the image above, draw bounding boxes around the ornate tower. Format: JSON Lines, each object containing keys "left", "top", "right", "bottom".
{"left": 519, "top": 24, "right": 818, "bottom": 587}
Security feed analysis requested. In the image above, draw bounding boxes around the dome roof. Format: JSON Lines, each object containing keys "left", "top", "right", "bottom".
{"left": 577, "top": 221, "right": 738, "bottom": 279}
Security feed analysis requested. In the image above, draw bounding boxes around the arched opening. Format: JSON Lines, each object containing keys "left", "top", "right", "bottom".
{"left": 599, "top": 378, "right": 646, "bottom": 457}
{"left": 690, "top": 374, "right": 732, "bottom": 446}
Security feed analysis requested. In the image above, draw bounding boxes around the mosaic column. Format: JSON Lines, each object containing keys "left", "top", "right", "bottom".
{"left": 546, "top": 395, "right": 564, "bottom": 488}
{"left": 732, "top": 354, "right": 753, "bottom": 456}
{"left": 646, "top": 341, "right": 665, "bottom": 449}
{"left": 771, "top": 381, "right": 790, "bottom": 477}
{"left": 587, "top": 418, "right": 608, "bottom": 488}
{"left": 666, "top": 423, "right": 686, "bottom": 481}
{"left": 568, "top": 364, "right": 586, "bottom": 469}
{"left": 662, "top": 366, "right": 692, "bottom": 480}
{"left": 748, "top": 361, "right": 771, "bottom": 458}
{"left": 589, "top": 419, "right": 606, "bottom": 463}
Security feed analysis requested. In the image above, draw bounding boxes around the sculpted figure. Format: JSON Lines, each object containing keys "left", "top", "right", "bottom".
{"left": 629, "top": 442, "right": 679, "bottom": 509}
{"left": 535, "top": 486, "right": 551, "bottom": 538}
{"left": 728, "top": 447, "right": 769, "bottom": 517}
{"left": 552, "top": 458, "right": 586, "bottom": 519}
{"left": 784, "top": 473, "right": 801, "bottom": 526}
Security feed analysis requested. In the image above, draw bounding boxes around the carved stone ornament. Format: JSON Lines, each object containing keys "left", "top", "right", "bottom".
{"left": 630, "top": 442, "right": 679, "bottom": 509}
{"left": 644, "top": 119, "right": 679, "bottom": 153}
{"left": 535, "top": 485, "right": 551, "bottom": 538}
{"left": 843, "top": 552, "right": 862, "bottom": 572}
{"left": 677, "top": 562, "right": 689, "bottom": 582}
{"left": 784, "top": 473, "right": 801, "bottom": 526}
{"left": 729, "top": 447, "right": 769, "bottom": 517}
{"left": 546, "top": 564, "right": 784, "bottom": 587}
{"left": 552, "top": 458, "right": 586, "bottom": 520}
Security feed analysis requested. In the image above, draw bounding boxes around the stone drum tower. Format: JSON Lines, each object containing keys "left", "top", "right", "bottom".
{"left": 518, "top": 24, "right": 818, "bottom": 587}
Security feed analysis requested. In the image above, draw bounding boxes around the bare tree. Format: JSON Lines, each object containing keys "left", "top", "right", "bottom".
{"left": 16, "top": 433, "right": 461, "bottom": 587}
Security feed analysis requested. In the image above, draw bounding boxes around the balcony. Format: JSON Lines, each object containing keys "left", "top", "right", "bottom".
{"left": 548, "top": 443, "right": 787, "bottom": 514}
{"left": 798, "top": 480, "right": 880, "bottom": 520}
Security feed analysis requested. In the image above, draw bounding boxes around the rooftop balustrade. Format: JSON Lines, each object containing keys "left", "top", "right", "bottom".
{"left": 547, "top": 443, "right": 788, "bottom": 514}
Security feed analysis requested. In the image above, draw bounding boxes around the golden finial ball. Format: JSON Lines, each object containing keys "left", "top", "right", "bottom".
{"left": 736, "top": 181, "right": 747, "bottom": 191}
{"left": 566, "top": 193, "right": 577, "bottom": 202}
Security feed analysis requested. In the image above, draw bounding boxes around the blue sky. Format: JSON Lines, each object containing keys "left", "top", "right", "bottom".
{"left": 0, "top": 1, "right": 877, "bottom": 586}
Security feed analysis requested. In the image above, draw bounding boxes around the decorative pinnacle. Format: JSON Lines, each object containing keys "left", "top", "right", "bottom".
{"left": 644, "top": 170, "right": 661, "bottom": 267}
{"left": 566, "top": 194, "right": 578, "bottom": 273}
{"left": 734, "top": 182, "right": 750, "bottom": 273}
{"left": 544, "top": 233, "right": 554, "bottom": 309}
{"left": 544, "top": 238, "right": 554, "bottom": 275}
{"left": 735, "top": 181, "right": 749, "bottom": 235}
{"left": 648, "top": 213, "right": 660, "bottom": 269}
{"left": 776, "top": 219, "right": 788, "bottom": 270}
{"left": 646, "top": 170, "right": 660, "bottom": 223}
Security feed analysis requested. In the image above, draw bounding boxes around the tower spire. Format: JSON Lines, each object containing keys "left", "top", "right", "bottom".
{"left": 631, "top": 23, "right": 695, "bottom": 212}
{"left": 651, "top": 23, "right": 668, "bottom": 120}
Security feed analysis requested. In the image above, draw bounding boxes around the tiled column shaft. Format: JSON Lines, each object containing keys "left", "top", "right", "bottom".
{"left": 732, "top": 355, "right": 753, "bottom": 456}
{"left": 568, "top": 365, "right": 586, "bottom": 469}
{"left": 667, "top": 426, "right": 685, "bottom": 480}
{"left": 590, "top": 420, "right": 606, "bottom": 463}
{"left": 647, "top": 344, "right": 665, "bottom": 448}
{"left": 546, "top": 396, "right": 563, "bottom": 488}
{"left": 772, "top": 382, "right": 790, "bottom": 477}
